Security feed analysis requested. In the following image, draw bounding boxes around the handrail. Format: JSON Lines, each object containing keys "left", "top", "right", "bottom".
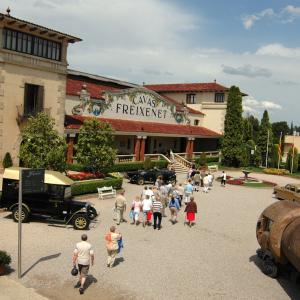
{"left": 173, "top": 153, "right": 192, "bottom": 168}
{"left": 145, "top": 153, "right": 171, "bottom": 163}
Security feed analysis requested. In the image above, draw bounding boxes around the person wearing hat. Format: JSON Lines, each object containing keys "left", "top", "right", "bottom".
{"left": 72, "top": 234, "right": 94, "bottom": 295}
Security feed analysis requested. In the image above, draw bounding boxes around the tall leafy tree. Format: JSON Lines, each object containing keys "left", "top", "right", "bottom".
{"left": 272, "top": 121, "right": 289, "bottom": 145}
{"left": 247, "top": 115, "right": 260, "bottom": 142}
{"left": 286, "top": 147, "right": 299, "bottom": 173}
{"left": 257, "top": 110, "right": 273, "bottom": 166}
{"left": 221, "top": 86, "right": 244, "bottom": 167}
{"left": 76, "top": 119, "right": 117, "bottom": 173}
{"left": 19, "top": 113, "right": 67, "bottom": 171}
{"left": 243, "top": 118, "right": 253, "bottom": 142}
{"left": 290, "top": 121, "right": 294, "bottom": 134}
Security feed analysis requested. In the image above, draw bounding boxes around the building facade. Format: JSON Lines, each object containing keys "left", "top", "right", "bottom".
{"left": 283, "top": 134, "right": 300, "bottom": 161}
{"left": 145, "top": 82, "right": 242, "bottom": 134}
{"left": 65, "top": 70, "right": 220, "bottom": 163}
{"left": 0, "top": 11, "right": 80, "bottom": 164}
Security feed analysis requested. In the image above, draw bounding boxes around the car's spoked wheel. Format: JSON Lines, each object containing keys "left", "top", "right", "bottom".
{"left": 12, "top": 206, "right": 29, "bottom": 223}
{"left": 137, "top": 178, "right": 144, "bottom": 185}
{"left": 73, "top": 214, "right": 89, "bottom": 230}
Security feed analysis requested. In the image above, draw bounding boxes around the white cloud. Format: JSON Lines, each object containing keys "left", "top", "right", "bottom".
{"left": 242, "top": 5, "right": 300, "bottom": 29}
{"left": 261, "top": 101, "right": 282, "bottom": 110}
{"left": 222, "top": 64, "right": 272, "bottom": 78}
{"left": 243, "top": 96, "right": 282, "bottom": 113}
{"left": 242, "top": 8, "right": 275, "bottom": 29}
{"left": 256, "top": 43, "right": 300, "bottom": 58}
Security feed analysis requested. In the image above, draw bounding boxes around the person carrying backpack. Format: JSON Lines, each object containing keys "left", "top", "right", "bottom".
{"left": 168, "top": 196, "right": 180, "bottom": 224}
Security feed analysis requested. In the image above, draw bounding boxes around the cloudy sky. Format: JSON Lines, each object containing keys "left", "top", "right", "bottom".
{"left": 2, "top": 0, "right": 300, "bottom": 124}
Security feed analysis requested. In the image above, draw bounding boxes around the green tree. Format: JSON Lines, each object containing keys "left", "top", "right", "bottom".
{"left": 257, "top": 110, "right": 273, "bottom": 166}
{"left": 272, "top": 121, "right": 289, "bottom": 145}
{"left": 76, "top": 119, "right": 117, "bottom": 173}
{"left": 243, "top": 118, "right": 253, "bottom": 142}
{"left": 286, "top": 147, "right": 299, "bottom": 173}
{"left": 221, "top": 86, "right": 244, "bottom": 167}
{"left": 270, "top": 144, "right": 280, "bottom": 168}
{"left": 2, "top": 152, "right": 13, "bottom": 168}
{"left": 247, "top": 115, "right": 260, "bottom": 142}
{"left": 19, "top": 113, "right": 67, "bottom": 171}
{"left": 290, "top": 121, "right": 294, "bottom": 134}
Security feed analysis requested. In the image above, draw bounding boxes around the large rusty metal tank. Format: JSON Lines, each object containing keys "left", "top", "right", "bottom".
{"left": 256, "top": 200, "right": 300, "bottom": 278}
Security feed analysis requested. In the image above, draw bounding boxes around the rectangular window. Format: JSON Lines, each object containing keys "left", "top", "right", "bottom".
{"left": 24, "top": 83, "right": 44, "bottom": 116}
{"left": 17, "top": 32, "right": 23, "bottom": 52}
{"left": 2, "top": 28, "right": 62, "bottom": 61}
{"left": 215, "top": 93, "right": 225, "bottom": 103}
{"left": 186, "top": 94, "right": 196, "bottom": 104}
{"left": 194, "top": 119, "right": 199, "bottom": 126}
{"left": 11, "top": 31, "right": 17, "bottom": 50}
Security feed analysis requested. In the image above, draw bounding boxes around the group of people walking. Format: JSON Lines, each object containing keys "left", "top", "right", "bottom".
{"left": 113, "top": 176, "right": 199, "bottom": 230}
{"left": 71, "top": 169, "right": 227, "bottom": 295}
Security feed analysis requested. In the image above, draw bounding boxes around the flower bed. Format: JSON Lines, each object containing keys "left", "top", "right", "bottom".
{"left": 263, "top": 168, "right": 289, "bottom": 176}
{"left": 227, "top": 178, "right": 243, "bottom": 185}
{"left": 67, "top": 171, "right": 105, "bottom": 181}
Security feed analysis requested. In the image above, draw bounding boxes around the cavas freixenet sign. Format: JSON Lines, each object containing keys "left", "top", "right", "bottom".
{"left": 70, "top": 88, "right": 187, "bottom": 124}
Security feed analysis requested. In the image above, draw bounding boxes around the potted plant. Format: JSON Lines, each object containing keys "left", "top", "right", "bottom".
{"left": 0, "top": 250, "right": 11, "bottom": 275}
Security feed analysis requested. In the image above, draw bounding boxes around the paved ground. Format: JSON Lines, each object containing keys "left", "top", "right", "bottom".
{"left": 0, "top": 171, "right": 299, "bottom": 299}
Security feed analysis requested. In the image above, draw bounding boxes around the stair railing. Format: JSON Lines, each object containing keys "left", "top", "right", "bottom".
{"left": 173, "top": 153, "right": 192, "bottom": 169}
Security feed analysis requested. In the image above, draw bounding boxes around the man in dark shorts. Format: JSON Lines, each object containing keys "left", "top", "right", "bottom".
{"left": 72, "top": 234, "right": 94, "bottom": 294}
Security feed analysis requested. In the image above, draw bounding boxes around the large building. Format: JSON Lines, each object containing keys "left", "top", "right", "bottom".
{"left": 145, "top": 81, "right": 231, "bottom": 134}
{"left": 0, "top": 10, "right": 81, "bottom": 164}
{"left": 0, "top": 11, "right": 245, "bottom": 167}
{"left": 65, "top": 70, "right": 222, "bottom": 163}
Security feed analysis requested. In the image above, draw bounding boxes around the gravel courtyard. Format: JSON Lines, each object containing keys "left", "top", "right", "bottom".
{"left": 0, "top": 172, "right": 299, "bottom": 300}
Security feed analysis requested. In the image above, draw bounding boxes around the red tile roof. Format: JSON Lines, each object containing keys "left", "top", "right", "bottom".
{"left": 66, "top": 78, "right": 120, "bottom": 99}
{"left": 160, "top": 94, "right": 204, "bottom": 115}
{"left": 65, "top": 115, "right": 221, "bottom": 137}
{"left": 145, "top": 82, "right": 229, "bottom": 93}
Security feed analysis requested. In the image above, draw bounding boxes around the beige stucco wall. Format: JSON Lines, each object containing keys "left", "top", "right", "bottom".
{"left": 0, "top": 63, "right": 66, "bottom": 165}
{"left": 284, "top": 135, "right": 300, "bottom": 158}
{"left": 200, "top": 108, "right": 226, "bottom": 134}
{"left": 161, "top": 91, "right": 228, "bottom": 104}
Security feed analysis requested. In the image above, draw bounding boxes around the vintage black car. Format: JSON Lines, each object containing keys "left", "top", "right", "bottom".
{"left": 0, "top": 167, "right": 97, "bottom": 230}
{"left": 127, "top": 168, "right": 176, "bottom": 185}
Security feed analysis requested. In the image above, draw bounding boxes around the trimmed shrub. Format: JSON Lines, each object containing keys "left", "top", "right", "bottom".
{"left": 206, "top": 156, "right": 219, "bottom": 163}
{"left": 144, "top": 156, "right": 152, "bottom": 170}
{"left": 71, "top": 177, "right": 123, "bottom": 196}
{"left": 67, "top": 160, "right": 168, "bottom": 173}
{"left": 0, "top": 250, "right": 11, "bottom": 266}
{"left": 2, "top": 152, "right": 13, "bottom": 168}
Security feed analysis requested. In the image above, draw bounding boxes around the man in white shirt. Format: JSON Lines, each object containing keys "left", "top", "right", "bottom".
{"left": 72, "top": 234, "right": 94, "bottom": 295}
{"left": 142, "top": 195, "right": 153, "bottom": 227}
{"left": 145, "top": 186, "right": 154, "bottom": 198}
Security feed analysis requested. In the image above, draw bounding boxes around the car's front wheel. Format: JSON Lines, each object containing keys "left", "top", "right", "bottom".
{"left": 137, "top": 177, "right": 145, "bottom": 185}
{"left": 12, "top": 206, "right": 29, "bottom": 223}
{"left": 73, "top": 214, "right": 90, "bottom": 230}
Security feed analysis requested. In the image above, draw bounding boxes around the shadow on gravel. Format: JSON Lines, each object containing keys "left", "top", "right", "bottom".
{"left": 249, "top": 254, "right": 300, "bottom": 300}
{"left": 84, "top": 275, "right": 98, "bottom": 290}
{"left": 114, "top": 257, "right": 125, "bottom": 267}
{"left": 22, "top": 253, "right": 61, "bottom": 278}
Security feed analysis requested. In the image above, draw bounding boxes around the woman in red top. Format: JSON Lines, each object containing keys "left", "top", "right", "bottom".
{"left": 184, "top": 196, "right": 197, "bottom": 227}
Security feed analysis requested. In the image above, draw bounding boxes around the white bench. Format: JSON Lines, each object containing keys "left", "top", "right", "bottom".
{"left": 208, "top": 164, "right": 218, "bottom": 172}
{"left": 97, "top": 186, "right": 116, "bottom": 200}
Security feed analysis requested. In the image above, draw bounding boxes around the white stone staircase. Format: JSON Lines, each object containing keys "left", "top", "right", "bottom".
{"left": 171, "top": 160, "right": 189, "bottom": 174}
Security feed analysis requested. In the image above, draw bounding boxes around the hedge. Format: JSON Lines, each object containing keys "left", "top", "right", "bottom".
{"left": 71, "top": 177, "right": 123, "bottom": 196}
{"left": 67, "top": 160, "right": 168, "bottom": 173}
{"left": 206, "top": 156, "right": 219, "bottom": 163}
